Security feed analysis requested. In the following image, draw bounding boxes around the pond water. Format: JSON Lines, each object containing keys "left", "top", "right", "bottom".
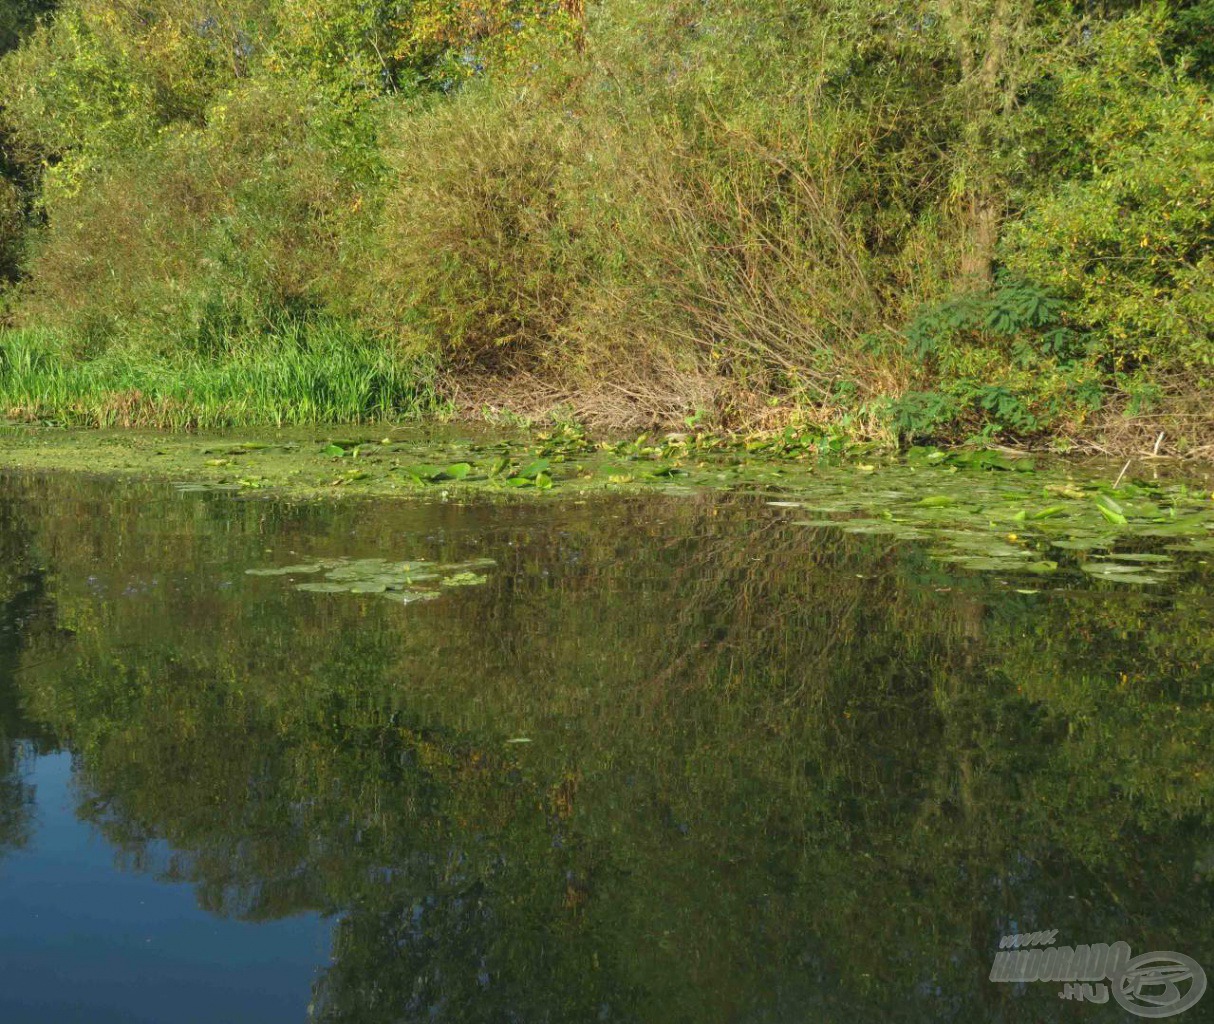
{"left": 0, "top": 469, "right": 1211, "bottom": 1022}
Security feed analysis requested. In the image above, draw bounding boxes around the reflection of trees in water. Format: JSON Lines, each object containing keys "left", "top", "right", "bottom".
{"left": 0, "top": 737, "right": 33, "bottom": 854}
{"left": 0, "top": 599, "right": 34, "bottom": 855}
{"left": 0, "top": 489, "right": 62, "bottom": 857}
{"left": 2, "top": 474, "right": 1213, "bottom": 1021}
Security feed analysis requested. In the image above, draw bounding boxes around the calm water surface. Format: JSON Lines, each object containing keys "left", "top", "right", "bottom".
{"left": 0, "top": 471, "right": 1211, "bottom": 1023}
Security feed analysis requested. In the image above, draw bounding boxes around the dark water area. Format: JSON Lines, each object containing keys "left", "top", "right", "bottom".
{"left": 0, "top": 471, "right": 1211, "bottom": 1023}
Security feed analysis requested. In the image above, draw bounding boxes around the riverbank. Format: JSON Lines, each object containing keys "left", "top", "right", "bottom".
{"left": 0, "top": 328, "right": 1210, "bottom": 460}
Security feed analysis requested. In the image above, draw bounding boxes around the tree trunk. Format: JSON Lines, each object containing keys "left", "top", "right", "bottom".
{"left": 941, "top": 0, "right": 1025, "bottom": 288}
{"left": 959, "top": 195, "right": 1001, "bottom": 287}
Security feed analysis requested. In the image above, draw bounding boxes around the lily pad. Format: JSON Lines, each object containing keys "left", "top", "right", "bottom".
{"left": 1049, "top": 537, "right": 1116, "bottom": 551}
{"left": 245, "top": 564, "right": 324, "bottom": 576}
{"left": 1164, "top": 539, "right": 1214, "bottom": 553}
{"left": 441, "top": 572, "right": 489, "bottom": 587}
{"left": 247, "top": 554, "right": 495, "bottom": 605}
{"left": 514, "top": 459, "right": 551, "bottom": 480}
{"left": 401, "top": 463, "right": 473, "bottom": 484}
{"left": 174, "top": 482, "right": 242, "bottom": 493}
{"left": 1079, "top": 563, "right": 1165, "bottom": 585}
{"left": 347, "top": 581, "right": 388, "bottom": 594}
{"left": 842, "top": 521, "right": 897, "bottom": 535}
{"left": 1094, "top": 494, "right": 1128, "bottom": 525}
{"left": 948, "top": 556, "right": 1027, "bottom": 572}
{"left": 381, "top": 590, "right": 441, "bottom": 604}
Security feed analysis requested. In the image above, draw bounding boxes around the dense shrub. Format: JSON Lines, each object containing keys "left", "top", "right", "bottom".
{"left": 1004, "top": 10, "right": 1214, "bottom": 378}
{"left": 0, "top": 176, "right": 19, "bottom": 282}
{"left": 371, "top": 88, "right": 579, "bottom": 371}
{"left": 13, "top": 79, "right": 377, "bottom": 354}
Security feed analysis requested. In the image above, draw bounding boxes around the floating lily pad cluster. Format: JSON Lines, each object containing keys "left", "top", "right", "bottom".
{"left": 245, "top": 557, "right": 494, "bottom": 603}
{"left": 394, "top": 457, "right": 554, "bottom": 489}
{"left": 770, "top": 459, "right": 1214, "bottom": 586}
{"left": 157, "top": 431, "right": 1213, "bottom": 589}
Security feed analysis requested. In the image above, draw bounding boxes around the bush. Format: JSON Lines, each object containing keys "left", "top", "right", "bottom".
{"left": 888, "top": 277, "right": 1104, "bottom": 441}
{"left": 1003, "top": 10, "right": 1214, "bottom": 378}
{"left": 370, "top": 87, "right": 579, "bottom": 371}
{"left": 365, "top": 0, "right": 946, "bottom": 420}
{"left": 14, "top": 80, "right": 378, "bottom": 356}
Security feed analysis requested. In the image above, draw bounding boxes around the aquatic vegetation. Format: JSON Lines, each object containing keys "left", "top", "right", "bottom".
{"left": 766, "top": 458, "right": 1214, "bottom": 586}
{"left": 397, "top": 462, "right": 473, "bottom": 484}
{"left": 246, "top": 556, "right": 495, "bottom": 604}
{"left": 1, "top": 426, "right": 1212, "bottom": 593}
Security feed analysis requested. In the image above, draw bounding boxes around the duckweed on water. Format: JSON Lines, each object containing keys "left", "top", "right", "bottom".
{"left": 245, "top": 556, "right": 495, "bottom": 604}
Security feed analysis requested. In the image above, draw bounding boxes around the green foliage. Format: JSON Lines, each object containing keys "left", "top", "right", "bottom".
{"left": 904, "top": 279, "right": 1078, "bottom": 363}
{"left": 9, "top": 73, "right": 387, "bottom": 360}
{"left": 0, "top": 0, "right": 1208, "bottom": 439}
{"left": 0, "top": 176, "right": 20, "bottom": 281}
{"left": 1004, "top": 8, "right": 1214, "bottom": 378}
{"left": 0, "top": 0, "right": 52, "bottom": 55}
{"left": 0, "top": 0, "right": 55, "bottom": 280}
{"left": 892, "top": 278, "right": 1103, "bottom": 440}
{"left": 369, "top": 87, "right": 578, "bottom": 370}
{"left": 1171, "top": 0, "right": 1214, "bottom": 75}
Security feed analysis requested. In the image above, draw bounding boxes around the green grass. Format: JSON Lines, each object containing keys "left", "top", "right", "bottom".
{"left": 0, "top": 324, "right": 445, "bottom": 428}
